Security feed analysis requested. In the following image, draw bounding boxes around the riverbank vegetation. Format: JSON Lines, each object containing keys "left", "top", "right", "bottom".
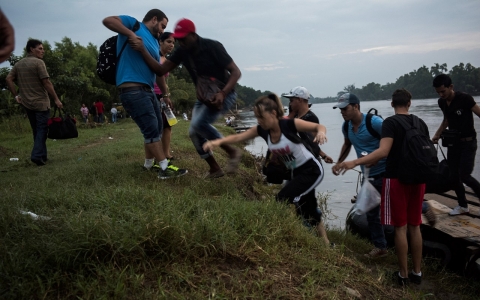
{"left": 1, "top": 117, "right": 479, "bottom": 299}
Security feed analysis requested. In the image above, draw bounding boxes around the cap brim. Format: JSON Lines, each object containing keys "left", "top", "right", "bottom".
{"left": 283, "top": 94, "right": 295, "bottom": 98}
{"left": 332, "top": 102, "right": 349, "bottom": 109}
{"left": 172, "top": 32, "right": 189, "bottom": 38}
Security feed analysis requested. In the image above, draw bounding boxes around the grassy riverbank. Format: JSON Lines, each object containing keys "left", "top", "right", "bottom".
{"left": 0, "top": 116, "right": 479, "bottom": 299}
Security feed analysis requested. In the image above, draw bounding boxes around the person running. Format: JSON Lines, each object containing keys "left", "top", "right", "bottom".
{"left": 331, "top": 92, "right": 388, "bottom": 258}
{"left": 431, "top": 74, "right": 480, "bottom": 216}
{"left": 103, "top": 9, "right": 187, "bottom": 179}
{"left": 131, "top": 18, "right": 242, "bottom": 179}
{"left": 203, "top": 94, "right": 332, "bottom": 246}
{"left": 336, "top": 89, "right": 428, "bottom": 286}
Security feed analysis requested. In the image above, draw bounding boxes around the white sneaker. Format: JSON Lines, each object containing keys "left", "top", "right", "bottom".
{"left": 448, "top": 206, "right": 469, "bottom": 216}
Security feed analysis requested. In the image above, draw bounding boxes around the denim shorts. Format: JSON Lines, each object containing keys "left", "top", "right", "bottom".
{"left": 119, "top": 89, "right": 163, "bottom": 143}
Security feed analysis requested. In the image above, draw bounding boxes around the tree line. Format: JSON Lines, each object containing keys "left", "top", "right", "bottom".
{"left": 0, "top": 37, "right": 272, "bottom": 118}
{"left": 311, "top": 62, "right": 480, "bottom": 103}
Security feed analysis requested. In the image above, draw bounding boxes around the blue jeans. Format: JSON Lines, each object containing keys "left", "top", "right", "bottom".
{"left": 447, "top": 139, "right": 480, "bottom": 207}
{"left": 120, "top": 89, "right": 162, "bottom": 143}
{"left": 25, "top": 107, "right": 50, "bottom": 161}
{"left": 111, "top": 113, "right": 117, "bottom": 123}
{"left": 189, "top": 92, "right": 237, "bottom": 158}
{"left": 364, "top": 174, "right": 387, "bottom": 249}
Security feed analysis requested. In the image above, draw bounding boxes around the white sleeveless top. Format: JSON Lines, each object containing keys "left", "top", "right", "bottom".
{"left": 268, "top": 133, "right": 316, "bottom": 170}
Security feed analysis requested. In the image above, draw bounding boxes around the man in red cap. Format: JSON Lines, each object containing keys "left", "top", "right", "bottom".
{"left": 132, "top": 18, "right": 242, "bottom": 179}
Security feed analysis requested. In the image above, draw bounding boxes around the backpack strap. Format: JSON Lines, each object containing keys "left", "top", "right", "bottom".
{"left": 118, "top": 20, "right": 140, "bottom": 61}
{"left": 365, "top": 114, "right": 381, "bottom": 140}
{"left": 343, "top": 121, "right": 349, "bottom": 138}
{"left": 280, "top": 119, "right": 319, "bottom": 158}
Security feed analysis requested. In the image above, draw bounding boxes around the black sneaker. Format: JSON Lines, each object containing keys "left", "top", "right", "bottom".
{"left": 408, "top": 271, "right": 422, "bottom": 285}
{"left": 158, "top": 164, "right": 188, "bottom": 179}
{"left": 393, "top": 271, "right": 408, "bottom": 286}
{"left": 31, "top": 159, "right": 46, "bottom": 166}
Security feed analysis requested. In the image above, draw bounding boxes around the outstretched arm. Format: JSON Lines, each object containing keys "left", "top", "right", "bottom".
{"left": 293, "top": 118, "right": 327, "bottom": 144}
{"left": 332, "top": 139, "right": 352, "bottom": 175}
{"left": 336, "top": 137, "right": 392, "bottom": 175}
{"left": 130, "top": 38, "right": 176, "bottom": 76}
{"left": 203, "top": 126, "right": 258, "bottom": 152}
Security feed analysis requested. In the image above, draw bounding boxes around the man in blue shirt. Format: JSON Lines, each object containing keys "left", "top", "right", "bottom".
{"left": 103, "top": 9, "right": 187, "bottom": 179}
{"left": 332, "top": 93, "right": 388, "bottom": 258}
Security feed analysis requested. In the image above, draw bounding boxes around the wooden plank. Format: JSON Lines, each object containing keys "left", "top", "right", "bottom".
{"left": 424, "top": 194, "right": 480, "bottom": 216}
{"left": 420, "top": 200, "right": 480, "bottom": 245}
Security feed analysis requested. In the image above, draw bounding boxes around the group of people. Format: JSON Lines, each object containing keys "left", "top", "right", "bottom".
{"left": 3, "top": 6, "right": 480, "bottom": 288}
{"left": 80, "top": 101, "right": 118, "bottom": 124}
{"left": 205, "top": 77, "right": 479, "bottom": 287}
{"left": 102, "top": 9, "right": 242, "bottom": 179}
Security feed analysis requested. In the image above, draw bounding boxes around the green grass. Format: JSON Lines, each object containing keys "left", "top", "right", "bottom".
{"left": 0, "top": 117, "right": 479, "bottom": 299}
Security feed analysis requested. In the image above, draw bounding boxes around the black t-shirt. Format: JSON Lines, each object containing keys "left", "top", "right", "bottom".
{"left": 438, "top": 91, "right": 476, "bottom": 138}
{"left": 168, "top": 36, "right": 233, "bottom": 85}
{"left": 297, "top": 110, "right": 321, "bottom": 156}
{"left": 382, "top": 114, "right": 430, "bottom": 178}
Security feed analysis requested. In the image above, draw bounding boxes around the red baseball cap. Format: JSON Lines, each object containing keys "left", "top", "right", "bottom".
{"left": 172, "top": 18, "right": 196, "bottom": 38}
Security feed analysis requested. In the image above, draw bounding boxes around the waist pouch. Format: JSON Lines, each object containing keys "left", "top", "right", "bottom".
{"left": 441, "top": 129, "right": 460, "bottom": 147}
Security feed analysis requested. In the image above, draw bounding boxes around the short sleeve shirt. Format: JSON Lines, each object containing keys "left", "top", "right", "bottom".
{"left": 168, "top": 37, "right": 233, "bottom": 85}
{"left": 438, "top": 92, "right": 476, "bottom": 138}
{"left": 8, "top": 55, "right": 50, "bottom": 111}
{"left": 382, "top": 114, "right": 430, "bottom": 178}
{"left": 343, "top": 113, "right": 386, "bottom": 176}
{"left": 116, "top": 16, "right": 160, "bottom": 88}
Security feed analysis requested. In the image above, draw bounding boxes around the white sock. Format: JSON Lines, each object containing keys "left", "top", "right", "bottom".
{"left": 144, "top": 158, "right": 154, "bottom": 169}
{"left": 412, "top": 270, "right": 422, "bottom": 276}
{"left": 159, "top": 159, "right": 168, "bottom": 170}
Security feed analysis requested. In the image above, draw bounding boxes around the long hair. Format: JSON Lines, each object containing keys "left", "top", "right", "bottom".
{"left": 253, "top": 93, "right": 284, "bottom": 120}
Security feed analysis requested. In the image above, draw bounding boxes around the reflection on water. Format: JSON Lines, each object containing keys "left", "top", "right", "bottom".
{"left": 236, "top": 97, "right": 480, "bottom": 229}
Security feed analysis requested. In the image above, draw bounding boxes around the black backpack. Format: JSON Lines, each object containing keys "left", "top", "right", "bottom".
{"left": 343, "top": 108, "right": 382, "bottom": 139}
{"left": 96, "top": 21, "right": 140, "bottom": 85}
{"left": 395, "top": 114, "right": 439, "bottom": 184}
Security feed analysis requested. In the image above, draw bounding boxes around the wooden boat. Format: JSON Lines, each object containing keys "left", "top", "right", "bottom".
{"left": 346, "top": 187, "right": 480, "bottom": 276}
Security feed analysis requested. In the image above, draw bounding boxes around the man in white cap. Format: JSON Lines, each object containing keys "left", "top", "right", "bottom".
{"left": 284, "top": 86, "right": 333, "bottom": 163}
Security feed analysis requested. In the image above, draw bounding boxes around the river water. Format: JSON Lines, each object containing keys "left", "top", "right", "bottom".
{"left": 236, "top": 97, "right": 480, "bottom": 229}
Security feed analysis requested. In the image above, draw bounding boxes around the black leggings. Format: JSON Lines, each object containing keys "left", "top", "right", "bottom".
{"left": 276, "top": 160, "right": 324, "bottom": 227}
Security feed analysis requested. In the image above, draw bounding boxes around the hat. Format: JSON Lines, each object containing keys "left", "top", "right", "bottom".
{"left": 333, "top": 93, "right": 360, "bottom": 109}
{"left": 172, "top": 18, "right": 195, "bottom": 38}
{"left": 283, "top": 86, "right": 310, "bottom": 100}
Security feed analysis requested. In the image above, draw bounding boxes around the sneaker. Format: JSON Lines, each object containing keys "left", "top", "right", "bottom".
{"left": 423, "top": 201, "right": 437, "bottom": 227}
{"left": 364, "top": 247, "right": 388, "bottom": 258}
{"left": 393, "top": 271, "right": 408, "bottom": 286}
{"left": 449, "top": 205, "right": 469, "bottom": 216}
{"left": 158, "top": 165, "right": 188, "bottom": 179}
{"left": 31, "top": 159, "right": 46, "bottom": 166}
{"left": 408, "top": 271, "right": 422, "bottom": 285}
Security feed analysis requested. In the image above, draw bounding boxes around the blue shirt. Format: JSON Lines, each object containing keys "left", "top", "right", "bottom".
{"left": 116, "top": 16, "right": 160, "bottom": 88}
{"left": 342, "top": 113, "right": 386, "bottom": 176}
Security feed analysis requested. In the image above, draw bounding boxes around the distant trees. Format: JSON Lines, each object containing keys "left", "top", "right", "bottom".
{"left": 0, "top": 37, "right": 269, "bottom": 117}
{"left": 333, "top": 63, "right": 480, "bottom": 101}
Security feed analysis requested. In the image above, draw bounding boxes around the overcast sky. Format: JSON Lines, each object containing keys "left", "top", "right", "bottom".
{"left": 2, "top": 0, "right": 480, "bottom": 98}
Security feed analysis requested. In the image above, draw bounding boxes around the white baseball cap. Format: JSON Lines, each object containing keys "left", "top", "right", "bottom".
{"left": 283, "top": 86, "right": 310, "bottom": 100}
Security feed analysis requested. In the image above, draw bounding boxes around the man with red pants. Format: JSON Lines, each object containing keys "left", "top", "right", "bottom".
{"left": 336, "top": 89, "right": 429, "bottom": 286}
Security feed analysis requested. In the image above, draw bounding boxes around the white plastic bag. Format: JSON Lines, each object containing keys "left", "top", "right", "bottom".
{"left": 355, "top": 168, "right": 380, "bottom": 215}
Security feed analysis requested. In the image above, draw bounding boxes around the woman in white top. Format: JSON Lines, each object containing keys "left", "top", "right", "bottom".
{"left": 203, "top": 94, "right": 331, "bottom": 246}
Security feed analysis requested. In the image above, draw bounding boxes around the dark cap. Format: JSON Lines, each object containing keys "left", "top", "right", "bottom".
{"left": 333, "top": 93, "right": 360, "bottom": 109}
